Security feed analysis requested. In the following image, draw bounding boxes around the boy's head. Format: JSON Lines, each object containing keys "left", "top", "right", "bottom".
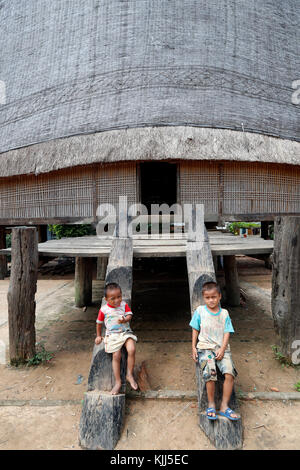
{"left": 104, "top": 282, "right": 122, "bottom": 307}
{"left": 202, "top": 281, "right": 221, "bottom": 309}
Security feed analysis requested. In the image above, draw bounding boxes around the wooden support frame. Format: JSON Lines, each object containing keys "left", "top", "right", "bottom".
{"left": 0, "top": 226, "right": 7, "bottom": 279}
{"left": 7, "top": 227, "right": 38, "bottom": 364}
{"left": 223, "top": 255, "right": 240, "bottom": 307}
{"left": 271, "top": 216, "right": 300, "bottom": 360}
{"left": 96, "top": 257, "right": 108, "bottom": 280}
{"left": 74, "top": 257, "right": 93, "bottom": 308}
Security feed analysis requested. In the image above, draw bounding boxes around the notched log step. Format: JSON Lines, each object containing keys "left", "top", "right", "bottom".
{"left": 79, "top": 391, "right": 125, "bottom": 450}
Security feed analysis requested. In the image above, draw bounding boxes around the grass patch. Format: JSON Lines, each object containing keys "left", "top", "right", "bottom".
{"left": 26, "top": 342, "right": 55, "bottom": 367}
{"left": 294, "top": 381, "right": 300, "bottom": 392}
{"left": 271, "top": 344, "right": 294, "bottom": 367}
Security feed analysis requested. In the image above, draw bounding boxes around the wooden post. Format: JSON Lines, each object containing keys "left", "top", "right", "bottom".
{"left": 96, "top": 257, "right": 108, "bottom": 280}
{"left": 186, "top": 225, "right": 242, "bottom": 450}
{"left": 223, "top": 255, "right": 240, "bottom": 306}
{"left": 7, "top": 227, "right": 38, "bottom": 364}
{"left": 75, "top": 257, "right": 93, "bottom": 307}
{"left": 0, "top": 226, "right": 7, "bottom": 279}
{"left": 271, "top": 216, "right": 300, "bottom": 361}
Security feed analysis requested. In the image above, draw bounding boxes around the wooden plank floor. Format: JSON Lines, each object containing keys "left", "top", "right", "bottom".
{"left": 0, "top": 231, "right": 273, "bottom": 258}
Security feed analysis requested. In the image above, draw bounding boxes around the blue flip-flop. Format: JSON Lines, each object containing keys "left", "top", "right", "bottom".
{"left": 218, "top": 408, "right": 240, "bottom": 421}
{"left": 206, "top": 407, "right": 217, "bottom": 420}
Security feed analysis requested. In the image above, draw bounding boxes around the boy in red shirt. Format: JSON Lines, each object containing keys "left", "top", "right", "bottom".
{"left": 95, "top": 282, "right": 138, "bottom": 395}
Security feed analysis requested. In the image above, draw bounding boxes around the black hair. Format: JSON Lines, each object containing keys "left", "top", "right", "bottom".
{"left": 104, "top": 282, "right": 122, "bottom": 297}
{"left": 202, "top": 281, "right": 221, "bottom": 294}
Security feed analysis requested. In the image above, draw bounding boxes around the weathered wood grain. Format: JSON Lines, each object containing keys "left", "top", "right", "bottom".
{"left": 223, "top": 255, "right": 240, "bottom": 306}
{"left": 74, "top": 257, "right": 93, "bottom": 307}
{"left": 79, "top": 391, "right": 125, "bottom": 450}
{"left": 271, "top": 216, "right": 300, "bottom": 361}
{"left": 7, "top": 227, "right": 38, "bottom": 364}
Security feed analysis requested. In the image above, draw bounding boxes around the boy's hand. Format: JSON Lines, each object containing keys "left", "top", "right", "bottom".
{"left": 192, "top": 347, "right": 198, "bottom": 363}
{"left": 95, "top": 336, "right": 103, "bottom": 345}
{"left": 118, "top": 316, "right": 129, "bottom": 324}
{"left": 215, "top": 348, "right": 225, "bottom": 361}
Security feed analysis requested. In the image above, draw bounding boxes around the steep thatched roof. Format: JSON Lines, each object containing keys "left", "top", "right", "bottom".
{"left": 0, "top": 127, "right": 299, "bottom": 177}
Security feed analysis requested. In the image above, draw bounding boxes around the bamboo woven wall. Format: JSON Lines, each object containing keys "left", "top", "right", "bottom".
{"left": 0, "top": 162, "right": 137, "bottom": 220}
{"left": 179, "top": 161, "right": 300, "bottom": 216}
{"left": 0, "top": 160, "right": 299, "bottom": 222}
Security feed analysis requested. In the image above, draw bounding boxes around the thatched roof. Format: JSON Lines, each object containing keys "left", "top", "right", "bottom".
{"left": 0, "top": 127, "right": 299, "bottom": 177}
{"left": 0, "top": 1, "right": 299, "bottom": 160}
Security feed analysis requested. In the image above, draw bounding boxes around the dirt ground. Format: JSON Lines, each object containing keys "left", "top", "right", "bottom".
{"left": 0, "top": 255, "right": 299, "bottom": 450}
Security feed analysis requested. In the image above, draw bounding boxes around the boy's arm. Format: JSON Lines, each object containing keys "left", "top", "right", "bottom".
{"left": 215, "top": 332, "right": 230, "bottom": 360}
{"left": 118, "top": 313, "right": 132, "bottom": 323}
{"left": 190, "top": 309, "right": 201, "bottom": 362}
{"left": 95, "top": 310, "right": 104, "bottom": 344}
{"left": 118, "top": 303, "right": 133, "bottom": 323}
{"left": 192, "top": 328, "right": 199, "bottom": 362}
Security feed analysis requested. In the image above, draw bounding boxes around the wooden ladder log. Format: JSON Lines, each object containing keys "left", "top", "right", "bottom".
{"left": 186, "top": 226, "right": 243, "bottom": 450}
{"left": 79, "top": 234, "right": 133, "bottom": 450}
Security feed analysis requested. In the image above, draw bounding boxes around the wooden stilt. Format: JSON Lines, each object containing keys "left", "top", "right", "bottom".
{"left": 7, "top": 227, "right": 38, "bottom": 364}
{"left": 223, "top": 255, "right": 240, "bottom": 306}
{"left": 0, "top": 227, "right": 7, "bottom": 279}
{"left": 186, "top": 224, "right": 242, "bottom": 450}
{"left": 75, "top": 257, "right": 93, "bottom": 307}
{"left": 261, "top": 221, "right": 269, "bottom": 239}
{"left": 272, "top": 216, "right": 300, "bottom": 361}
{"left": 96, "top": 257, "right": 108, "bottom": 280}
{"left": 79, "top": 228, "right": 133, "bottom": 450}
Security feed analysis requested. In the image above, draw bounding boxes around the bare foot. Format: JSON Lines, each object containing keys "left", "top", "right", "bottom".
{"left": 126, "top": 374, "right": 138, "bottom": 391}
{"left": 111, "top": 382, "right": 122, "bottom": 395}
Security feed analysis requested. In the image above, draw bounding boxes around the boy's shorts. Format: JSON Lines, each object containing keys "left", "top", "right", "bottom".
{"left": 197, "top": 348, "right": 238, "bottom": 382}
{"left": 104, "top": 331, "right": 137, "bottom": 354}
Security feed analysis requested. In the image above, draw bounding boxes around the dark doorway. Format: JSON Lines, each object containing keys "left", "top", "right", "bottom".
{"left": 140, "top": 162, "right": 177, "bottom": 211}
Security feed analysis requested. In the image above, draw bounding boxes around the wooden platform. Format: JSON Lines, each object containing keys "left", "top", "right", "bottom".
{"left": 0, "top": 231, "right": 273, "bottom": 258}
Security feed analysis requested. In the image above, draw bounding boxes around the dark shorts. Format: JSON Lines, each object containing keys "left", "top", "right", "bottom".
{"left": 197, "top": 349, "right": 238, "bottom": 382}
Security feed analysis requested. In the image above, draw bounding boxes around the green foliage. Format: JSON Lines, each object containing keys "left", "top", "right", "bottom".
{"left": 228, "top": 222, "right": 260, "bottom": 235}
{"left": 271, "top": 344, "right": 293, "bottom": 367}
{"left": 6, "top": 233, "right": 11, "bottom": 248}
{"left": 294, "top": 381, "right": 300, "bottom": 392}
{"left": 26, "top": 342, "right": 54, "bottom": 366}
{"left": 48, "top": 224, "right": 95, "bottom": 239}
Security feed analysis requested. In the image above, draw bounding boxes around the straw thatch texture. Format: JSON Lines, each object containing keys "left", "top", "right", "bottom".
{"left": 0, "top": 0, "right": 299, "bottom": 163}
{"left": 0, "top": 127, "right": 299, "bottom": 178}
